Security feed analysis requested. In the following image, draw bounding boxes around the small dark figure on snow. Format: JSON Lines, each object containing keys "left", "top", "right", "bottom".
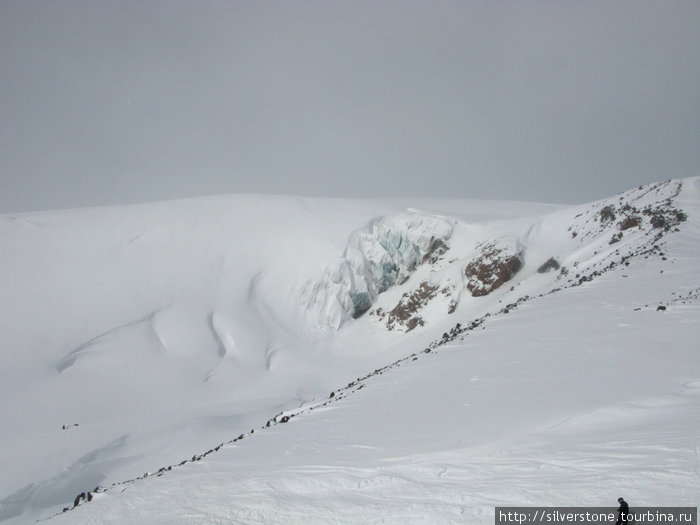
{"left": 616, "top": 497, "right": 630, "bottom": 525}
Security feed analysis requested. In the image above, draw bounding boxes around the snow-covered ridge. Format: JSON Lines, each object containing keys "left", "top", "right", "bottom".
{"left": 303, "top": 179, "right": 688, "bottom": 333}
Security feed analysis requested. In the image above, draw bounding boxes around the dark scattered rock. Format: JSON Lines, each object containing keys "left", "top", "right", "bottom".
{"left": 599, "top": 205, "right": 616, "bottom": 223}
{"left": 657, "top": 305, "right": 667, "bottom": 311}
{"left": 650, "top": 214, "right": 666, "bottom": 229}
{"left": 279, "top": 415, "right": 290, "bottom": 423}
{"left": 405, "top": 316, "right": 425, "bottom": 331}
{"left": 619, "top": 215, "right": 641, "bottom": 231}
{"left": 73, "top": 492, "right": 86, "bottom": 508}
{"left": 609, "top": 232, "right": 623, "bottom": 244}
{"left": 537, "top": 257, "right": 560, "bottom": 273}
{"left": 643, "top": 203, "right": 687, "bottom": 232}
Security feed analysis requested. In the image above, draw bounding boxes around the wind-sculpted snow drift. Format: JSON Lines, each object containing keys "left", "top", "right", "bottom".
{"left": 0, "top": 179, "right": 696, "bottom": 524}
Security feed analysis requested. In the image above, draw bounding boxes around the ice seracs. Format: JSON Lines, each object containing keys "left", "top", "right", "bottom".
{"left": 300, "top": 213, "right": 454, "bottom": 329}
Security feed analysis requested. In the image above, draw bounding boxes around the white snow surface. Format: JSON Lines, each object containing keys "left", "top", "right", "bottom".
{"left": 0, "top": 180, "right": 698, "bottom": 524}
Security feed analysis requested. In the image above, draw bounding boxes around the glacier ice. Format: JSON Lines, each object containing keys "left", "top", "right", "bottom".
{"left": 302, "top": 213, "right": 454, "bottom": 329}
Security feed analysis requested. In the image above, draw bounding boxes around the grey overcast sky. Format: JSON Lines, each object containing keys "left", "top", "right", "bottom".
{"left": 1, "top": 1, "right": 698, "bottom": 213}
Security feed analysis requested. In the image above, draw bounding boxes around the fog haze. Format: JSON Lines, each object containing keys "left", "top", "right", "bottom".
{"left": 1, "top": 1, "right": 698, "bottom": 212}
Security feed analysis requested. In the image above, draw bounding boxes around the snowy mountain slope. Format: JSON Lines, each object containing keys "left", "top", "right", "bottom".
{"left": 1, "top": 179, "right": 698, "bottom": 523}
{"left": 0, "top": 195, "right": 556, "bottom": 523}
{"left": 47, "top": 268, "right": 700, "bottom": 525}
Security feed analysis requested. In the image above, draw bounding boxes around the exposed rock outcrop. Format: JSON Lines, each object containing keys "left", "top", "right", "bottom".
{"left": 464, "top": 242, "right": 524, "bottom": 297}
{"left": 374, "top": 281, "right": 438, "bottom": 331}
